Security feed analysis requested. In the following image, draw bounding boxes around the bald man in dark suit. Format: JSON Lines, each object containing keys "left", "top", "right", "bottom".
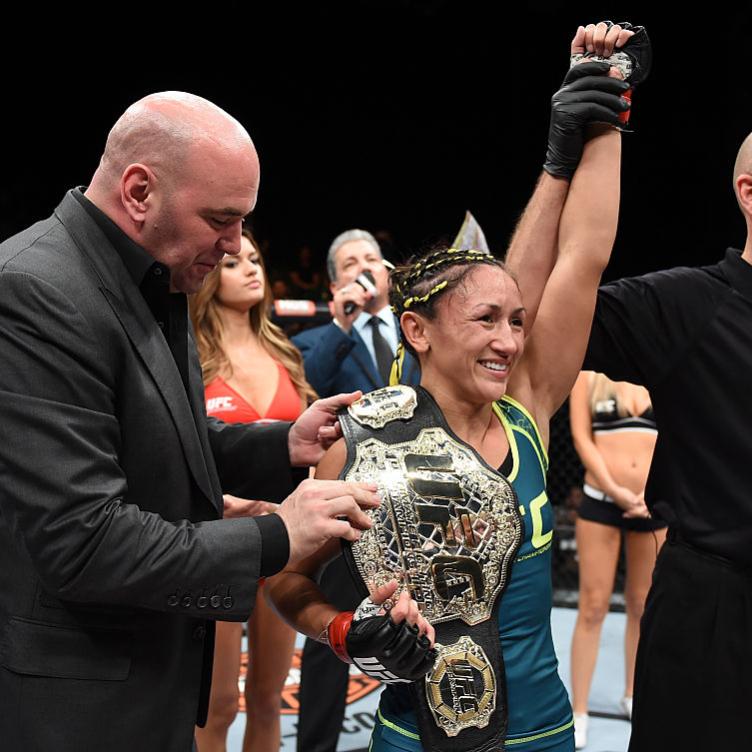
{"left": 0, "top": 91, "right": 377, "bottom": 752}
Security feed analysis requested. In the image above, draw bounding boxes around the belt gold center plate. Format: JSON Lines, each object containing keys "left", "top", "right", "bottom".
{"left": 427, "top": 636, "right": 496, "bottom": 737}
{"left": 346, "top": 427, "right": 522, "bottom": 626}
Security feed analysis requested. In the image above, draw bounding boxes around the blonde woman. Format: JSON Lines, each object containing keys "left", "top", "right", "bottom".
{"left": 190, "top": 229, "right": 316, "bottom": 752}
{"left": 568, "top": 371, "right": 667, "bottom": 748}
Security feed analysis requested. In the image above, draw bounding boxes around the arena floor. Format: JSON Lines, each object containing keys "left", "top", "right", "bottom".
{"left": 226, "top": 608, "right": 632, "bottom": 751}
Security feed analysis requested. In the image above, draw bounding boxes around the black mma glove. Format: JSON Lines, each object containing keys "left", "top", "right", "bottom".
{"left": 571, "top": 21, "right": 652, "bottom": 88}
{"left": 569, "top": 21, "right": 652, "bottom": 132}
{"left": 326, "top": 608, "right": 436, "bottom": 684}
{"left": 544, "top": 61, "right": 631, "bottom": 179}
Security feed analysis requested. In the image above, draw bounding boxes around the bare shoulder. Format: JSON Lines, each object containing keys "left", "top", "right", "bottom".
{"left": 315, "top": 438, "right": 347, "bottom": 481}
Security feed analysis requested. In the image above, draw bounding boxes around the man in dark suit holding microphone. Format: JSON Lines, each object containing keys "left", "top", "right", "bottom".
{"left": 294, "top": 229, "right": 420, "bottom": 396}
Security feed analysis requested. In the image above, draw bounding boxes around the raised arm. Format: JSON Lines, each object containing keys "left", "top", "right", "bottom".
{"left": 504, "top": 173, "right": 569, "bottom": 334}
{"left": 518, "top": 121, "right": 622, "bottom": 432}
{"left": 505, "top": 23, "right": 633, "bottom": 331}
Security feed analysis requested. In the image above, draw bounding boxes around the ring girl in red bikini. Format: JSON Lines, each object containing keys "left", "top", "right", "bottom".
{"left": 190, "top": 228, "right": 316, "bottom": 752}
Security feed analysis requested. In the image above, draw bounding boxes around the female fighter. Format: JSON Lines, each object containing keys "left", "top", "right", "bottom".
{"left": 267, "top": 23, "right": 638, "bottom": 752}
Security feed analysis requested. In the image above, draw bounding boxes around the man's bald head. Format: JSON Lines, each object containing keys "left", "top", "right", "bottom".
{"left": 734, "top": 132, "right": 752, "bottom": 187}
{"left": 85, "top": 91, "right": 261, "bottom": 293}
{"left": 733, "top": 132, "right": 752, "bottom": 232}
{"left": 96, "top": 91, "right": 255, "bottom": 187}
{"left": 732, "top": 132, "right": 752, "bottom": 266}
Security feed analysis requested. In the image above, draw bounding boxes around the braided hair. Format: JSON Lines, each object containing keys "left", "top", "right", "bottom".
{"left": 388, "top": 246, "right": 515, "bottom": 382}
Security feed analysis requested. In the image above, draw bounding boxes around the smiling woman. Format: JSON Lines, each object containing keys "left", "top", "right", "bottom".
{"left": 264, "top": 21, "right": 637, "bottom": 751}
{"left": 393, "top": 251, "right": 526, "bottom": 408}
{"left": 266, "top": 119, "right": 624, "bottom": 752}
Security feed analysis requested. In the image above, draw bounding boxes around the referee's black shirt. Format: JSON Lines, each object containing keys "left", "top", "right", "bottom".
{"left": 584, "top": 248, "right": 752, "bottom": 566}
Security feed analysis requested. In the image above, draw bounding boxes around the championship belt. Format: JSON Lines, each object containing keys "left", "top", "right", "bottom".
{"left": 339, "top": 386, "right": 523, "bottom": 752}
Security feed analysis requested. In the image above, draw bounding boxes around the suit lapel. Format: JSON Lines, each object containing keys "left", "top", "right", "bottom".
{"left": 187, "top": 329, "right": 224, "bottom": 503}
{"left": 55, "top": 192, "right": 219, "bottom": 511}
{"left": 102, "top": 290, "right": 219, "bottom": 510}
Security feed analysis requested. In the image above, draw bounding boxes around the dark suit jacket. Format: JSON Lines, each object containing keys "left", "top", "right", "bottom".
{"left": 0, "top": 192, "right": 297, "bottom": 752}
{"left": 292, "top": 320, "right": 420, "bottom": 396}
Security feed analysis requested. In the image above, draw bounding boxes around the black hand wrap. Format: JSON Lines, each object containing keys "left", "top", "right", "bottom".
{"left": 346, "top": 615, "right": 437, "bottom": 684}
{"left": 606, "top": 21, "right": 652, "bottom": 86}
{"left": 544, "top": 61, "right": 631, "bottom": 179}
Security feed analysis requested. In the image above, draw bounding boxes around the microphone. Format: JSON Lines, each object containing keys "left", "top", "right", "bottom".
{"left": 343, "top": 270, "right": 377, "bottom": 315}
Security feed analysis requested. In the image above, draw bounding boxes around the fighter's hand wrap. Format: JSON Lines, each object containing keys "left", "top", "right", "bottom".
{"left": 544, "top": 61, "right": 631, "bottom": 179}
{"left": 570, "top": 22, "right": 652, "bottom": 88}
{"left": 569, "top": 21, "right": 652, "bottom": 129}
{"left": 326, "top": 608, "right": 437, "bottom": 684}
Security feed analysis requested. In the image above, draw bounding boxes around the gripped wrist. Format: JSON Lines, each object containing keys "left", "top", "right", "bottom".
{"left": 326, "top": 611, "right": 355, "bottom": 663}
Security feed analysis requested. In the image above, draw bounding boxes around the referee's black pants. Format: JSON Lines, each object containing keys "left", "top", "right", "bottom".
{"left": 629, "top": 533, "right": 752, "bottom": 751}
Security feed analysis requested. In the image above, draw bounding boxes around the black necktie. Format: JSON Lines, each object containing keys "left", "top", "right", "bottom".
{"left": 368, "top": 316, "right": 394, "bottom": 385}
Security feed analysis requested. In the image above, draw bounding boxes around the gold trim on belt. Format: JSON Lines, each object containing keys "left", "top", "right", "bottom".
{"left": 345, "top": 423, "right": 522, "bottom": 737}
{"left": 346, "top": 427, "right": 521, "bottom": 627}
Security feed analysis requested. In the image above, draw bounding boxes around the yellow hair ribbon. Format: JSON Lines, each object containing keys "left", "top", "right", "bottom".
{"left": 417, "top": 250, "right": 489, "bottom": 275}
{"left": 396, "top": 247, "right": 496, "bottom": 314}
{"left": 403, "top": 279, "right": 449, "bottom": 310}
{"left": 389, "top": 341, "right": 405, "bottom": 386}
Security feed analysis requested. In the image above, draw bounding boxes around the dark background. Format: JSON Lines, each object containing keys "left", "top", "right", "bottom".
{"left": 3, "top": 2, "right": 750, "bottom": 282}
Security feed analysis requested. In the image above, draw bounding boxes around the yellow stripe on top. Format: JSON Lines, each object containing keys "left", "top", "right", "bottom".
{"left": 500, "top": 394, "right": 549, "bottom": 468}
{"left": 492, "top": 400, "right": 520, "bottom": 482}
{"left": 376, "top": 708, "right": 421, "bottom": 740}
{"left": 493, "top": 398, "right": 547, "bottom": 481}
{"left": 511, "top": 425, "right": 547, "bottom": 481}
{"left": 505, "top": 718, "right": 575, "bottom": 745}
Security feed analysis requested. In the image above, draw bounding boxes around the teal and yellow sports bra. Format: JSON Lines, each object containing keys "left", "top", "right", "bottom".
{"left": 378, "top": 395, "right": 573, "bottom": 750}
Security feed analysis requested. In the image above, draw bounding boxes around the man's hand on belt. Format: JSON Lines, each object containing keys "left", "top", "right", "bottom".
{"left": 275, "top": 478, "right": 380, "bottom": 564}
{"left": 288, "top": 391, "right": 362, "bottom": 466}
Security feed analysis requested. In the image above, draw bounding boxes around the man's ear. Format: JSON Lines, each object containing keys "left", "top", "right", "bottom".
{"left": 736, "top": 173, "right": 752, "bottom": 218}
{"left": 120, "top": 163, "right": 154, "bottom": 225}
{"left": 400, "top": 311, "right": 430, "bottom": 354}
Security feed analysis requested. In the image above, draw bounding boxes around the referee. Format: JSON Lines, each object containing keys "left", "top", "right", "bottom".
{"left": 583, "top": 132, "right": 752, "bottom": 751}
